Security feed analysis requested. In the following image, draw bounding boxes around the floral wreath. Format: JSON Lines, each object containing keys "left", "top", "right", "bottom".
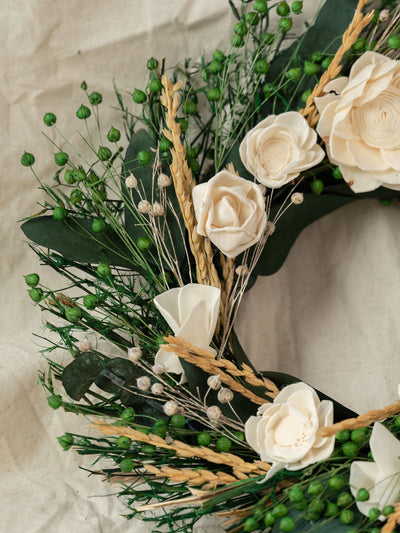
{"left": 20, "top": 1, "right": 400, "bottom": 532}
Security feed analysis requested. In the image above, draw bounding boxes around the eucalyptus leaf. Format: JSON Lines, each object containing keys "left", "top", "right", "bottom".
{"left": 61, "top": 352, "right": 105, "bottom": 401}
{"left": 95, "top": 357, "right": 138, "bottom": 394}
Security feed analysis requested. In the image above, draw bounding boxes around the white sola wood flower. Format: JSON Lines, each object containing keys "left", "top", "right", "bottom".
{"left": 316, "top": 51, "right": 400, "bottom": 192}
{"left": 239, "top": 111, "right": 324, "bottom": 188}
{"left": 350, "top": 423, "right": 400, "bottom": 519}
{"left": 245, "top": 382, "right": 334, "bottom": 479}
{"left": 153, "top": 283, "right": 220, "bottom": 374}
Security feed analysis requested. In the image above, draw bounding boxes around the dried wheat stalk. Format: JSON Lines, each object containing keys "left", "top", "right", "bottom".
{"left": 317, "top": 401, "right": 400, "bottom": 438}
{"left": 300, "top": 0, "right": 374, "bottom": 126}
{"left": 143, "top": 464, "right": 237, "bottom": 490}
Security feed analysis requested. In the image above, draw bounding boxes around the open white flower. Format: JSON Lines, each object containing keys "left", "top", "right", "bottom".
{"left": 245, "top": 382, "right": 334, "bottom": 479}
{"left": 192, "top": 170, "right": 267, "bottom": 258}
{"left": 239, "top": 111, "right": 324, "bottom": 188}
{"left": 350, "top": 423, "right": 400, "bottom": 519}
{"left": 316, "top": 51, "right": 400, "bottom": 192}
{"left": 153, "top": 283, "right": 220, "bottom": 374}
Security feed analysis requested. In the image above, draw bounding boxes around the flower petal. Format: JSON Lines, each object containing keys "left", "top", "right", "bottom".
{"left": 347, "top": 140, "right": 389, "bottom": 171}
{"left": 370, "top": 423, "right": 400, "bottom": 477}
{"left": 155, "top": 348, "right": 184, "bottom": 374}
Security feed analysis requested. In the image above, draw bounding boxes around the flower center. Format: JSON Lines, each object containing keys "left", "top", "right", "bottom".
{"left": 259, "top": 139, "right": 293, "bottom": 175}
{"left": 351, "top": 87, "right": 400, "bottom": 149}
{"left": 274, "top": 415, "right": 311, "bottom": 447}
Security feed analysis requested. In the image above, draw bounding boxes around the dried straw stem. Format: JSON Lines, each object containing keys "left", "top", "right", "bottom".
{"left": 164, "top": 336, "right": 275, "bottom": 404}
{"left": 160, "top": 75, "right": 220, "bottom": 290}
{"left": 141, "top": 464, "right": 237, "bottom": 490}
{"left": 317, "top": 401, "right": 400, "bottom": 438}
{"left": 219, "top": 253, "right": 236, "bottom": 333}
{"left": 92, "top": 420, "right": 270, "bottom": 478}
{"left": 300, "top": 0, "right": 374, "bottom": 126}
{"left": 381, "top": 502, "right": 400, "bottom": 533}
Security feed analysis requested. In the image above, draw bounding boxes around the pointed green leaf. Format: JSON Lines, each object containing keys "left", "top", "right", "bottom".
{"left": 61, "top": 352, "right": 105, "bottom": 400}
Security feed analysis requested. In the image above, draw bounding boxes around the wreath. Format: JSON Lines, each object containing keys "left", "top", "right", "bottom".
{"left": 20, "top": 0, "right": 400, "bottom": 531}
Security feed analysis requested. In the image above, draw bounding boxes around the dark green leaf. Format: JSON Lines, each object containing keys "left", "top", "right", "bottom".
{"left": 61, "top": 352, "right": 105, "bottom": 400}
{"left": 95, "top": 357, "right": 138, "bottom": 394}
{"left": 119, "top": 372, "right": 146, "bottom": 407}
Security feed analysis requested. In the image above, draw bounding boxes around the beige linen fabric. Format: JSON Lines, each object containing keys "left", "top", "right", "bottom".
{"left": 2, "top": 0, "right": 399, "bottom": 531}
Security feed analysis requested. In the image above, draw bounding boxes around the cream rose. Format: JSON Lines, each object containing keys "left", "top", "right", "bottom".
{"left": 192, "top": 170, "right": 267, "bottom": 258}
{"left": 316, "top": 51, "right": 400, "bottom": 193}
{"left": 239, "top": 111, "right": 325, "bottom": 188}
{"left": 245, "top": 382, "right": 334, "bottom": 478}
{"left": 154, "top": 283, "right": 220, "bottom": 374}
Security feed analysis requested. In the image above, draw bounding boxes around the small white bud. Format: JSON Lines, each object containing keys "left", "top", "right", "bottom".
{"left": 165, "top": 434, "right": 173, "bottom": 444}
{"left": 217, "top": 387, "right": 234, "bottom": 404}
{"left": 152, "top": 201, "right": 164, "bottom": 216}
{"left": 126, "top": 175, "right": 138, "bottom": 188}
{"left": 136, "top": 376, "right": 151, "bottom": 391}
{"left": 151, "top": 382, "right": 164, "bottom": 395}
{"left": 258, "top": 184, "right": 267, "bottom": 196}
{"left": 206, "top": 405, "right": 222, "bottom": 421}
{"left": 76, "top": 340, "right": 91, "bottom": 352}
{"left": 128, "top": 346, "right": 142, "bottom": 363}
{"left": 163, "top": 400, "right": 179, "bottom": 416}
{"left": 379, "top": 9, "right": 390, "bottom": 22}
{"left": 235, "top": 264, "right": 248, "bottom": 277}
{"left": 291, "top": 192, "right": 304, "bottom": 205}
{"left": 158, "top": 173, "right": 171, "bottom": 188}
{"left": 266, "top": 221, "right": 275, "bottom": 235}
{"left": 137, "top": 200, "right": 152, "bottom": 213}
{"left": 207, "top": 375, "right": 221, "bottom": 390}
{"left": 152, "top": 363, "right": 165, "bottom": 375}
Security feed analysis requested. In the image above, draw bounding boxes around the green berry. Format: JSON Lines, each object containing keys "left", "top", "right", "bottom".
{"left": 311, "top": 179, "right": 324, "bottom": 195}
{"left": 57, "top": 433, "right": 74, "bottom": 450}
{"left": 107, "top": 126, "right": 121, "bottom": 143}
{"left": 137, "top": 150, "right": 152, "bottom": 165}
{"left": 47, "top": 394, "right": 62, "bottom": 409}
{"left": 137, "top": 237, "right": 151, "bottom": 251}
{"left": 333, "top": 166, "right": 343, "bottom": 180}
{"left": 54, "top": 151, "right": 69, "bottom": 166}
{"left": 273, "top": 504, "right": 288, "bottom": 518}
{"left": 53, "top": 206, "right": 67, "bottom": 220}
{"left": 262, "top": 32, "right": 275, "bottom": 45}
{"left": 197, "top": 432, "right": 211, "bottom": 446}
{"left": 351, "top": 428, "right": 367, "bottom": 444}
{"left": 255, "top": 59, "right": 269, "bottom": 74}
{"left": 311, "top": 52, "right": 324, "bottom": 63}
{"left": 233, "top": 431, "right": 245, "bottom": 441}
{"left": 65, "top": 307, "right": 82, "bottom": 323}
{"left": 280, "top": 516, "right": 295, "bottom": 532}
{"left": 395, "top": 416, "right": 400, "bottom": 427}
{"left": 149, "top": 78, "right": 163, "bottom": 93}
{"left": 279, "top": 17, "right": 293, "bottom": 32}
{"left": 337, "top": 492, "right": 353, "bottom": 508}
{"left": 116, "top": 436, "right": 131, "bottom": 449}
{"left": 369, "top": 507, "right": 380, "bottom": 522}
{"left": 340, "top": 510, "right": 354, "bottom": 525}
{"left": 383, "top": 505, "right": 395, "bottom": 516}
{"left": 380, "top": 199, "right": 393, "bottom": 206}
{"left": 324, "top": 502, "right": 339, "bottom": 517}
{"left": 64, "top": 169, "right": 75, "bottom": 184}
{"left": 342, "top": 441, "right": 359, "bottom": 457}
{"left": 209, "top": 60, "right": 224, "bottom": 74}
{"left": 24, "top": 273, "right": 40, "bottom": 287}
{"left": 289, "top": 487, "right": 304, "bottom": 503}
{"left": 80, "top": 81, "right": 87, "bottom": 90}
{"left": 98, "top": 146, "right": 112, "bottom": 161}
{"left": 304, "top": 61, "right": 319, "bottom": 76}
{"left": 132, "top": 88, "right": 147, "bottom": 104}
{"left": 89, "top": 91, "right": 102, "bottom": 105}
{"left": 182, "top": 101, "right": 197, "bottom": 115}
{"left": 70, "top": 189, "right": 83, "bottom": 204}
{"left": 277, "top": 2, "right": 290, "bottom": 16}
{"left": 234, "top": 21, "right": 248, "bottom": 36}
{"left": 189, "top": 158, "right": 200, "bottom": 173}
{"left": 335, "top": 429, "right": 350, "bottom": 442}
{"left": 216, "top": 437, "right": 231, "bottom": 452}
{"left": 291, "top": 1, "right": 303, "bottom": 14}
{"left": 243, "top": 517, "right": 258, "bottom": 532}
{"left": 142, "top": 444, "right": 155, "bottom": 455}
{"left": 356, "top": 488, "right": 369, "bottom": 501}
{"left": 264, "top": 511, "right": 276, "bottom": 527}
{"left": 388, "top": 35, "right": 400, "bottom": 50}
{"left": 21, "top": 151, "right": 35, "bottom": 167}
{"left": 329, "top": 475, "right": 345, "bottom": 491}
{"left": 74, "top": 168, "right": 86, "bottom": 182}
{"left": 308, "top": 480, "right": 323, "bottom": 496}
{"left": 308, "top": 499, "right": 325, "bottom": 516}
{"left": 151, "top": 419, "right": 168, "bottom": 438}
{"left": 147, "top": 57, "right": 158, "bottom": 70}
{"left": 159, "top": 137, "right": 172, "bottom": 152}
{"left": 352, "top": 38, "right": 366, "bottom": 52}
{"left": 286, "top": 67, "right": 302, "bottom": 81}
{"left": 170, "top": 414, "right": 186, "bottom": 428}
{"left": 207, "top": 87, "right": 221, "bottom": 101}
{"left": 263, "top": 83, "right": 276, "bottom": 97}
{"left": 83, "top": 294, "right": 98, "bottom": 311}
{"left": 322, "top": 57, "right": 333, "bottom": 70}
{"left": 232, "top": 35, "right": 244, "bottom": 47}
{"left": 177, "top": 118, "right": 189, "bottom": 132}
{"left": 245, "top": 12, "right": 259, "bottom": 25}
{"left": 43, "top": 112, "right": 56, "bottom": 126}
{"left": 213, "top": 49, "right": 225, "bottom": 62}
{"left": 301, "top": 88, "right": 312, "bottom": 103}
{"left": 254, "top": 0, "right": 267, "bottom": 13}
{"left": 293, "top": 499, "right": 308, "bottom": 511}
{"left": 92, "top": 218, "right": 107, "bottom": 233}
{"left": 119, "top": 458, "right": 134, "bottom": 473}
{"left": 97, "top": 262, "right": 111, "bottom": 278}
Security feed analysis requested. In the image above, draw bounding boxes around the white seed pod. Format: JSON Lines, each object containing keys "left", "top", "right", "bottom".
{"left": 207, "top": 375, "right": 221, "bottom": 391}
{"left": 137, "top": 200, "right": 152, "bottom": 213}
{"left": 125, "top": 175, "right": 138, "bottom": 188}
{"left": 152, "top": 201, "right": 165, "bottom": 216}
{"left": 128, "top": 346, "right": 142, "bottom": 363}
{"left": 151, "top": 382, "right": 164, "bottom": 395}
{"left": 235, "top": 264, "right": 248, "bottom": 277}
{"left": 76, "top": 340, "right": 91, "bottom": 352}
{"left": 266, "top": 221, "right": 275, "bottom": 235}
{"left": 379, "top": 9, "right": 390, "bottom": 21}
{"left": 217, "top": 387, "right": 234, "bottom": 404}
{"left": 152, "top": 363, "right": 165, "bottom": 375}
{"left": 158, "top": 173, "right": 171, "bottom": 188}
{"left": 165, "top": 434, "right": 173, "bottom": 444}
{"left": 206, "top": 405, "right": 222, "bottom": 421}
{"left": 291, "top": 192, "right": 304, "bottom": 205}
{"left": 163, "top": 400, "right": 179, "bottom": 416}
{"left": 136, "top": 376, "right": 151, "bottom": 391}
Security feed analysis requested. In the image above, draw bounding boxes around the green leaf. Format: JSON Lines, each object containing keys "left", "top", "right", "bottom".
{"left": 21, "top": 216, "right": 135, "bottom": 269}
{"left": 61, "top": 352, "right": 105, "bottom": 400}
{"left": 95, "top": 357, "right": 138, "bottom": 394}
